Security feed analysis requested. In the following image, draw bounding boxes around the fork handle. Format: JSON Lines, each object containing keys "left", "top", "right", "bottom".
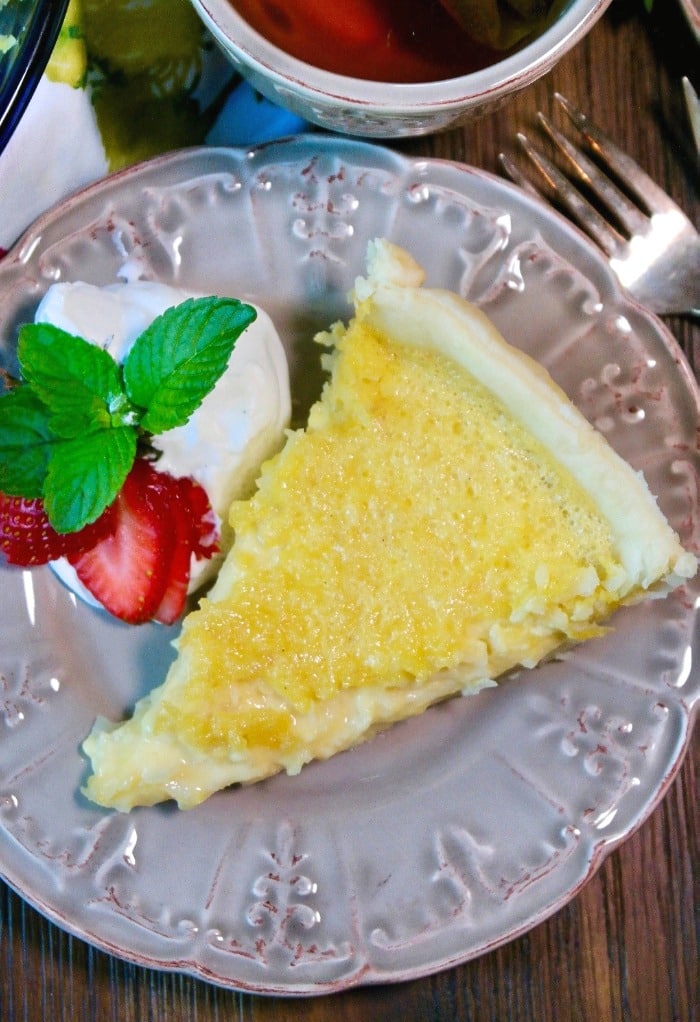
{"left": 619, "top": 236, "right": 700, "bottom": 317}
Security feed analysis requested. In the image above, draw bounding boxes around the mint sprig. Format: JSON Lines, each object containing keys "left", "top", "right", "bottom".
{"left": 0, "top": 296, "right": 257, "bottom": 533}
{"left": 44, "top": 427, "right": 138, "bottom": 534}
{"left": 18, "top": 323, "right": 128, "bottom": 438}
{"left": 124, "top": 297, "right": 256, "bottom": 433}
{"left": 0, "top": 386, "right": 54, "bottom": 497}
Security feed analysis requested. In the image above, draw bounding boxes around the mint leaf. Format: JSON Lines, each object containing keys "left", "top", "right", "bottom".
{"left": 0, "top": 386, "right": 54, "bottom": 497}
{"left": 4, "top": 295, "right": 255, "bottom": 533}
{"left": 43, "top": 426, "right": 137, "bottom": 532}
{"left": 18, "top": 323, "right": 133, "bottom": 438}
{"left": 123, "top": 297, "right": 256, "bottom": 434}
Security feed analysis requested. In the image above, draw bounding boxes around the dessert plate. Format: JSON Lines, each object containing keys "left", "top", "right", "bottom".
{"left": 0, "top": 137, "right": 697, "bottom": 995}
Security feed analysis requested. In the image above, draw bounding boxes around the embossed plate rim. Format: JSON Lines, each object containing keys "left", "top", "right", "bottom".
{"left": 0, "top": 137, "right": 697, "bottom": 995}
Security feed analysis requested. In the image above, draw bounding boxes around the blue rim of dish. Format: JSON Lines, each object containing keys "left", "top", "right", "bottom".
{"left": 0, "top": 0, "right": 70, "bottom": 157}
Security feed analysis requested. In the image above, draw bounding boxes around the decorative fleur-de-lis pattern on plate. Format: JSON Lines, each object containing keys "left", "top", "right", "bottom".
{"left": 0, "top": 139, "right": 696, "bottom": 994}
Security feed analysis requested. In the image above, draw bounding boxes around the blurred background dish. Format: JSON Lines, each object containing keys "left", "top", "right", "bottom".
{"left": 0, "top": 0, "right": 69, "bottom": 155}
{"left": 189, "top": 0, "right": 615, "bottom": 137}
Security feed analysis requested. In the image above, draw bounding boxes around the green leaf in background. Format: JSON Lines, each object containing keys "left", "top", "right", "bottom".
{"left": 123, "top": 297, "right": 257, "bottom": 434}
{"left": 43, "top": 426, "right": 138, "bottom": 532}
{"left": 0, "top": 387, "right": 54, "bottom": 497}
{"left": 17, "top": 323, "right": 130, "bottom": 438}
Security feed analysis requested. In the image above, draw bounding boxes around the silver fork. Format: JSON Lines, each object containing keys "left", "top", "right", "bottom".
{"left": 499, "top": 93, "right": 700, "bottom": 317}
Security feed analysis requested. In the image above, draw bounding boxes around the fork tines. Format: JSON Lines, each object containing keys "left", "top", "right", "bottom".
{"left": 498, "top": 92, "right": 700, "bottom": 316}
{"left": 499, "top": 93, "right": 683, "bottom": 256}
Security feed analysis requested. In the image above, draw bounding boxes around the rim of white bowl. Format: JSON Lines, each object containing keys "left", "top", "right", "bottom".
{"left": 192, "top": 0, "right": 614, "bottom": 113}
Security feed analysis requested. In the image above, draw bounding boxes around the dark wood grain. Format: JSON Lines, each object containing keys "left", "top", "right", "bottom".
{"left": 1, "top": 1, "right": 697, "bottom": 1019}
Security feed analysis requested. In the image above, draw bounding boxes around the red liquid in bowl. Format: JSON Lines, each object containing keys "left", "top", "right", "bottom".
{"left": 231, "top": 0, "right": 507, "bottom": 83}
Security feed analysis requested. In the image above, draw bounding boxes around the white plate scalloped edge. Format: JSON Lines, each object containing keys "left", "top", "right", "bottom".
{"left": 0, "top": 137, "right": 697, "bottom": 995}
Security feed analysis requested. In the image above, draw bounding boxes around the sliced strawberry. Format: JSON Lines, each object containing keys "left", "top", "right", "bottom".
{"left": 68, "top": 459, "right": 175, "bottom": 624}
{"left": 175, "top": 474, "right": 220, "bottom": 560}
{"left": 3, "top": 459, "right": 221, "bottom": 625}
{"left": 0, "top": 492, "right": 116, "bottom": 566}
{"left": 152, "top": 474, "right": 220, "bottom": 625}
{"left": 151, "top": 484, "right": 194, "bottom": 625}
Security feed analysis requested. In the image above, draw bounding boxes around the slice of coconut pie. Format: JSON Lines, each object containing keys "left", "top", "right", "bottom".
{"left": 82, "top": 240, "right": 696, "bottom": 810}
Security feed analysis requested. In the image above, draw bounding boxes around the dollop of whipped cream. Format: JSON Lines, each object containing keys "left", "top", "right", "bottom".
{"left": 36, "top": 279, "right": 291, "bottom": 604}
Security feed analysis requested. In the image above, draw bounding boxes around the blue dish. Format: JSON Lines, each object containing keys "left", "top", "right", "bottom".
{"left": 0, "top": 0, "right": 69, "bottom": 155}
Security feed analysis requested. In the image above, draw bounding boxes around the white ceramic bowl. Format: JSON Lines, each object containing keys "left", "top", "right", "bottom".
{"left": 190, "top": 0, "right": 613, "bottom": 138}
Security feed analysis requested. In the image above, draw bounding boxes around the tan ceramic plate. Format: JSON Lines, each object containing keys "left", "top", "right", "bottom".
{"left": 0, "top": 138, "right": 697, "bottom": 994}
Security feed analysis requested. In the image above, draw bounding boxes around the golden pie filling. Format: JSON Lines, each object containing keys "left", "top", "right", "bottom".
{"left": 82, "top": 240, "right": 696, "bottom": 811}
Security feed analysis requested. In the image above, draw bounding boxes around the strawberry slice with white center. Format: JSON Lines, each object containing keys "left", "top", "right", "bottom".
{"left": 69, "top": 459, "right": 176, "bottom": 625}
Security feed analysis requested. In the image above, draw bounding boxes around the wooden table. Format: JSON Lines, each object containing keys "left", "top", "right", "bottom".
{"left": 1, "top": 1, "right": 697, "bottom": 1019}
